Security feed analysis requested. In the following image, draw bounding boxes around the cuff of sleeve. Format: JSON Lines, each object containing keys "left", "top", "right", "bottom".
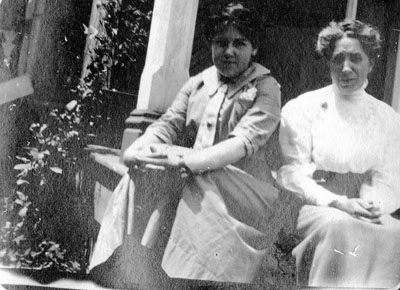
{"left": 236, "top": 135, "right": 256, "bottom": 156}
{"left": 301, "top": 178, "right": 348, "bottom": 207}
{"left": 319, "top": 190, "right": 348, "bottom": 207}
{"left": 228, "top": 131, "right": 256, "bottom": 156}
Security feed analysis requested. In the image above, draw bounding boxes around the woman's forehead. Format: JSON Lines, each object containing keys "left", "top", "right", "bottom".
{"left": 213, "top": 25, "right": 248, "bottom": 40}
{"left": 333, "top": 36, "right": 364, "bottom": 53}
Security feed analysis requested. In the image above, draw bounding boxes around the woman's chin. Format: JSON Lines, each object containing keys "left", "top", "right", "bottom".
{"left": 219, "top": 70, "right": 239, "bottom": 79}
{"left": 337, "top": 83, "right": 362, "bottom": 95}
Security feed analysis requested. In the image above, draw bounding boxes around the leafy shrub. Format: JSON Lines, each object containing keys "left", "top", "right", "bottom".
{"left": 0, "top": 0, "right": 152, "bottom": 273}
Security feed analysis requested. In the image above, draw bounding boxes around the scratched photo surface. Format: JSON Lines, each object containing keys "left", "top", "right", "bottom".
{"left": 1, "top": 0, "right": 400, "bottom": 290}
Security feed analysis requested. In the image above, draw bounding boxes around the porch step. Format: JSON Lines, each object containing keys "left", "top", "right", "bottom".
{"left": 0, "top": 268, "right": 120, "bottom": 290}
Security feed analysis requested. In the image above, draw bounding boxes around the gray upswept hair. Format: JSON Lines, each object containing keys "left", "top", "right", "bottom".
{"left": 316, "top": 20, "right": 382, "bottom": 62}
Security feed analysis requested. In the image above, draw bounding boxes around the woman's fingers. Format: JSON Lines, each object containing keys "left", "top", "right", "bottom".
{"left": 356, "top": 199, "right": 382, "bottom": 218}
{"left": 144, "top": 164, "right": 166, "bottom": 170}
{"left": 353, "top": 205, "right": 374, "bottom": 218}
{"left": 356, "top": 215, "right": 382, "bottom": 224}
{"left": 135, "top": 155, "right": 168, "bottom": 165}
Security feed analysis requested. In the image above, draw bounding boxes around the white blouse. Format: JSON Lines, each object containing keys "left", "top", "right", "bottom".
{"left": 278, "top": 84, "right": 400, "bottom": 213}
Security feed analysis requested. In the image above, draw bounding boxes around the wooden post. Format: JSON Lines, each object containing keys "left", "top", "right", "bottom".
{"left": 136, "top": 0, "right": 198, "bottom": 112}
{"left": 345, "top": 0, "right": 358, "bottom": 20}
{"left": 80, "top": 0, "right": 106, "bottom": 80}
{"left": 390, "top": 31, "right": 400, "bottom": 113}
{"left": 17, "top": 0, "right": 46, "bottom": 76}
{"left": 121, "top": 0, "right": 199, "bottom": 156}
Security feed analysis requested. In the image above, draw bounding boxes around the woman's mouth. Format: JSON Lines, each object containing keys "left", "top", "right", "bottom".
{"left": 340, "top": 78, "right": 356, "bottom": 86}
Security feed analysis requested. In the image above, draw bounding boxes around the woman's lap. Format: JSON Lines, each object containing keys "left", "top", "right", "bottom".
{"left": 90, "top": 166, "right": 278, "bottom": 282}
{"left": 294, "top": 205, "right": 400, "bottom": 288}
{"left": 161, "top": 165, "right": 278, "bottom": 282}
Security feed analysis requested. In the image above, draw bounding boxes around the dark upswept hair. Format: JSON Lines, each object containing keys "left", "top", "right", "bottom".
{"left": 316, "top": 20, "right": 382, "bottom": 62}
{"left": 204, "top": 1, "right": 262, "bottom": 48}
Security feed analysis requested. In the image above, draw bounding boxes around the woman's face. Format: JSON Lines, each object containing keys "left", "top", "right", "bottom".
{"left": 330, "top": 36, "right": 373, "bottom": 94}
{"left": 211, "top": 25, "right": 257, "bottom": 79}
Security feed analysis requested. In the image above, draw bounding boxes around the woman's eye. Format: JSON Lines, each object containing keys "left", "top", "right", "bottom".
{"left": 233, "top": 40, "right": 247, "bottom": 47}
{"left": 212, "top": 39, "right": 228, "bottom": 47}
{"left": 350, "top": 53, "right": 363, "bottom": 63}
{"left": 332, "top": 53, "right": 345, "bottom": 65}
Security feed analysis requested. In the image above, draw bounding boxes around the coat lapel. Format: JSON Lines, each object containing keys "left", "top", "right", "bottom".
{"left": 201, "top": 63, "right": 271, "bottom": 99}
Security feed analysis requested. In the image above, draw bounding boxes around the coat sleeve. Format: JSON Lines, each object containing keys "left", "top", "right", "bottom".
{"left": 228, "top": 75, "right": 281, "bottom": 156}
{"left": 141, "top": 77, "right": 195, "bottom": 144}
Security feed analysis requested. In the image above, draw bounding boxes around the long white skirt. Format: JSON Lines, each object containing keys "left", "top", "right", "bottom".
{"left": 293, "top": 205, "right": 400, "bottom": 288}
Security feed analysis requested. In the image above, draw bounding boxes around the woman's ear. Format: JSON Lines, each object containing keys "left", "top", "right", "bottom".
{"left": 251, "top": 48, "right": 258, "bottom": 57}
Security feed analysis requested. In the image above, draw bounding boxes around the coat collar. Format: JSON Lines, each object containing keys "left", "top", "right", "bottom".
{"left": 201, "top": 62, "right": 271, "bottom": 99}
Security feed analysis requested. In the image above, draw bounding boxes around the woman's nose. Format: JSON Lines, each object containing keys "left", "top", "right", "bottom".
{"left": 342, "top": 59, "right": 352, "bottom": 73}
{"left": 224, "top": 43, "right": 235, "bottom": 57}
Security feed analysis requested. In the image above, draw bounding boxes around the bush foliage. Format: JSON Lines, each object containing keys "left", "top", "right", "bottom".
{"left": 0, "top": 0, "right": 152, "bottom": 273}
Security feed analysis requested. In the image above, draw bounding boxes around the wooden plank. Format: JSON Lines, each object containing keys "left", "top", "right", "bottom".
{"left": 0, "top": 75, "right": 33, "bottom": 105}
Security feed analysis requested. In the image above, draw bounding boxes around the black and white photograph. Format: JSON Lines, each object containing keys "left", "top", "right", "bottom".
{"left": 0, "top": 1, "right": 400, "bottom": 289}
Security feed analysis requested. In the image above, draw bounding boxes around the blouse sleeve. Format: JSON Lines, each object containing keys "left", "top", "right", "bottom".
{"left": 362, "top": 111, "right": 400, "bottom": 214}
{"left": 228, "top": 75, "right": 281, "bottom": 156}
{"left": 141, "top": 78, "right": 194, "bottom": 144}
{"left": 277, "top": 96, "right": 347, "bottom": 206}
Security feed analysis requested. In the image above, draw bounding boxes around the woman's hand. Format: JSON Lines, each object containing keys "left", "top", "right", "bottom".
{"left": 123, "top": 143, "right": 190, "bottom": 171}
{"left": 334, "top": 198, "right": 382, "bottom": 224}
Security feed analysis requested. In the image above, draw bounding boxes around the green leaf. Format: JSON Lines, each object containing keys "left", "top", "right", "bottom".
{"left": 50, "top": 167, "right": 63, "bottom": 174}
{"left": 39, "top": 124, "right": 48, "bottom": 134}
{"left": 16, "top": 179, "right": 29, "bottom": 186}
{"left": 16, "top": 156, "right": 30, "bottom": 163}
{"left": 0, "top": 248, "right": 7, "bottom": 258}
{"left": 30, "top": 251, "right": 41, "bottom": 258}
{"left": 30, "top": 150, "right": 45, "bottom": 160}
{"left": 13, "top": 234, "right": 25, "bottom": 245}
{"left": 14, "top": 163, "right": 32, "bottom": 171}
{"left": 16, "top": 191, "right": 27, "bottom": 200}
{"left": 18, "top": 206, "right": 28, "bottom": 217}
{"left": 8, "top": 252, "right": 17, "bottom": 262}
{"left": 14, "top": 199, "right": 24, "bottom": 205}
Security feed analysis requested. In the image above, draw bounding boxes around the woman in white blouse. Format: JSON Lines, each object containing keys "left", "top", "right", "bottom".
{"left": 278, "top": 20, "right": 400, "bottom": 288}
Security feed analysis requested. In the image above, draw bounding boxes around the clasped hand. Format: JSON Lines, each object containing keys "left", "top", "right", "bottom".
{"left": 123, "top": 143, "right": 186, "bottom": 171}
{"left": 335, "top": 198, "right": 384, "bottom": 224}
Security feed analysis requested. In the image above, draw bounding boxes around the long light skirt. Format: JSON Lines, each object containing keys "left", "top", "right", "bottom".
{"left": 89, "top": 165, "right": 278, "bottom": 283}
{"left": 293, "top": 205, "right": 400, "bottom": 288}
{"left": 162, "top": 165, "right": 278, "bottom": 282}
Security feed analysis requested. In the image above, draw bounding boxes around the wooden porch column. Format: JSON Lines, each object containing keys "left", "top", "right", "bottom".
{"left": 345, "top": 0, "right": 358, "bottom": 20}
{"left": 390, "top": 31, "right": 400, "bottom": 113}
{"left": 121, "top": 0, "right": 199, "bottom": 155}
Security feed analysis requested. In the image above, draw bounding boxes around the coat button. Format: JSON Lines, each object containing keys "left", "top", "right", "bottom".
{"left": 206, "top": 121, "right": 213, "bottom": 127}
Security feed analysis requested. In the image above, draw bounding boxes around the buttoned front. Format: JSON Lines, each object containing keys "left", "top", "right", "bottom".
{"left": 144, "top": 62, "right": 281, "bottom": 179}
{"left": 193, "top": 84, "right": 228, "bottom": 149}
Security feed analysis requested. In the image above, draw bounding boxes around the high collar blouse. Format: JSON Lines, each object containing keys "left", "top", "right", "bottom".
{"left": 278, "top": 84, "right": 400, "bottom": 213}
